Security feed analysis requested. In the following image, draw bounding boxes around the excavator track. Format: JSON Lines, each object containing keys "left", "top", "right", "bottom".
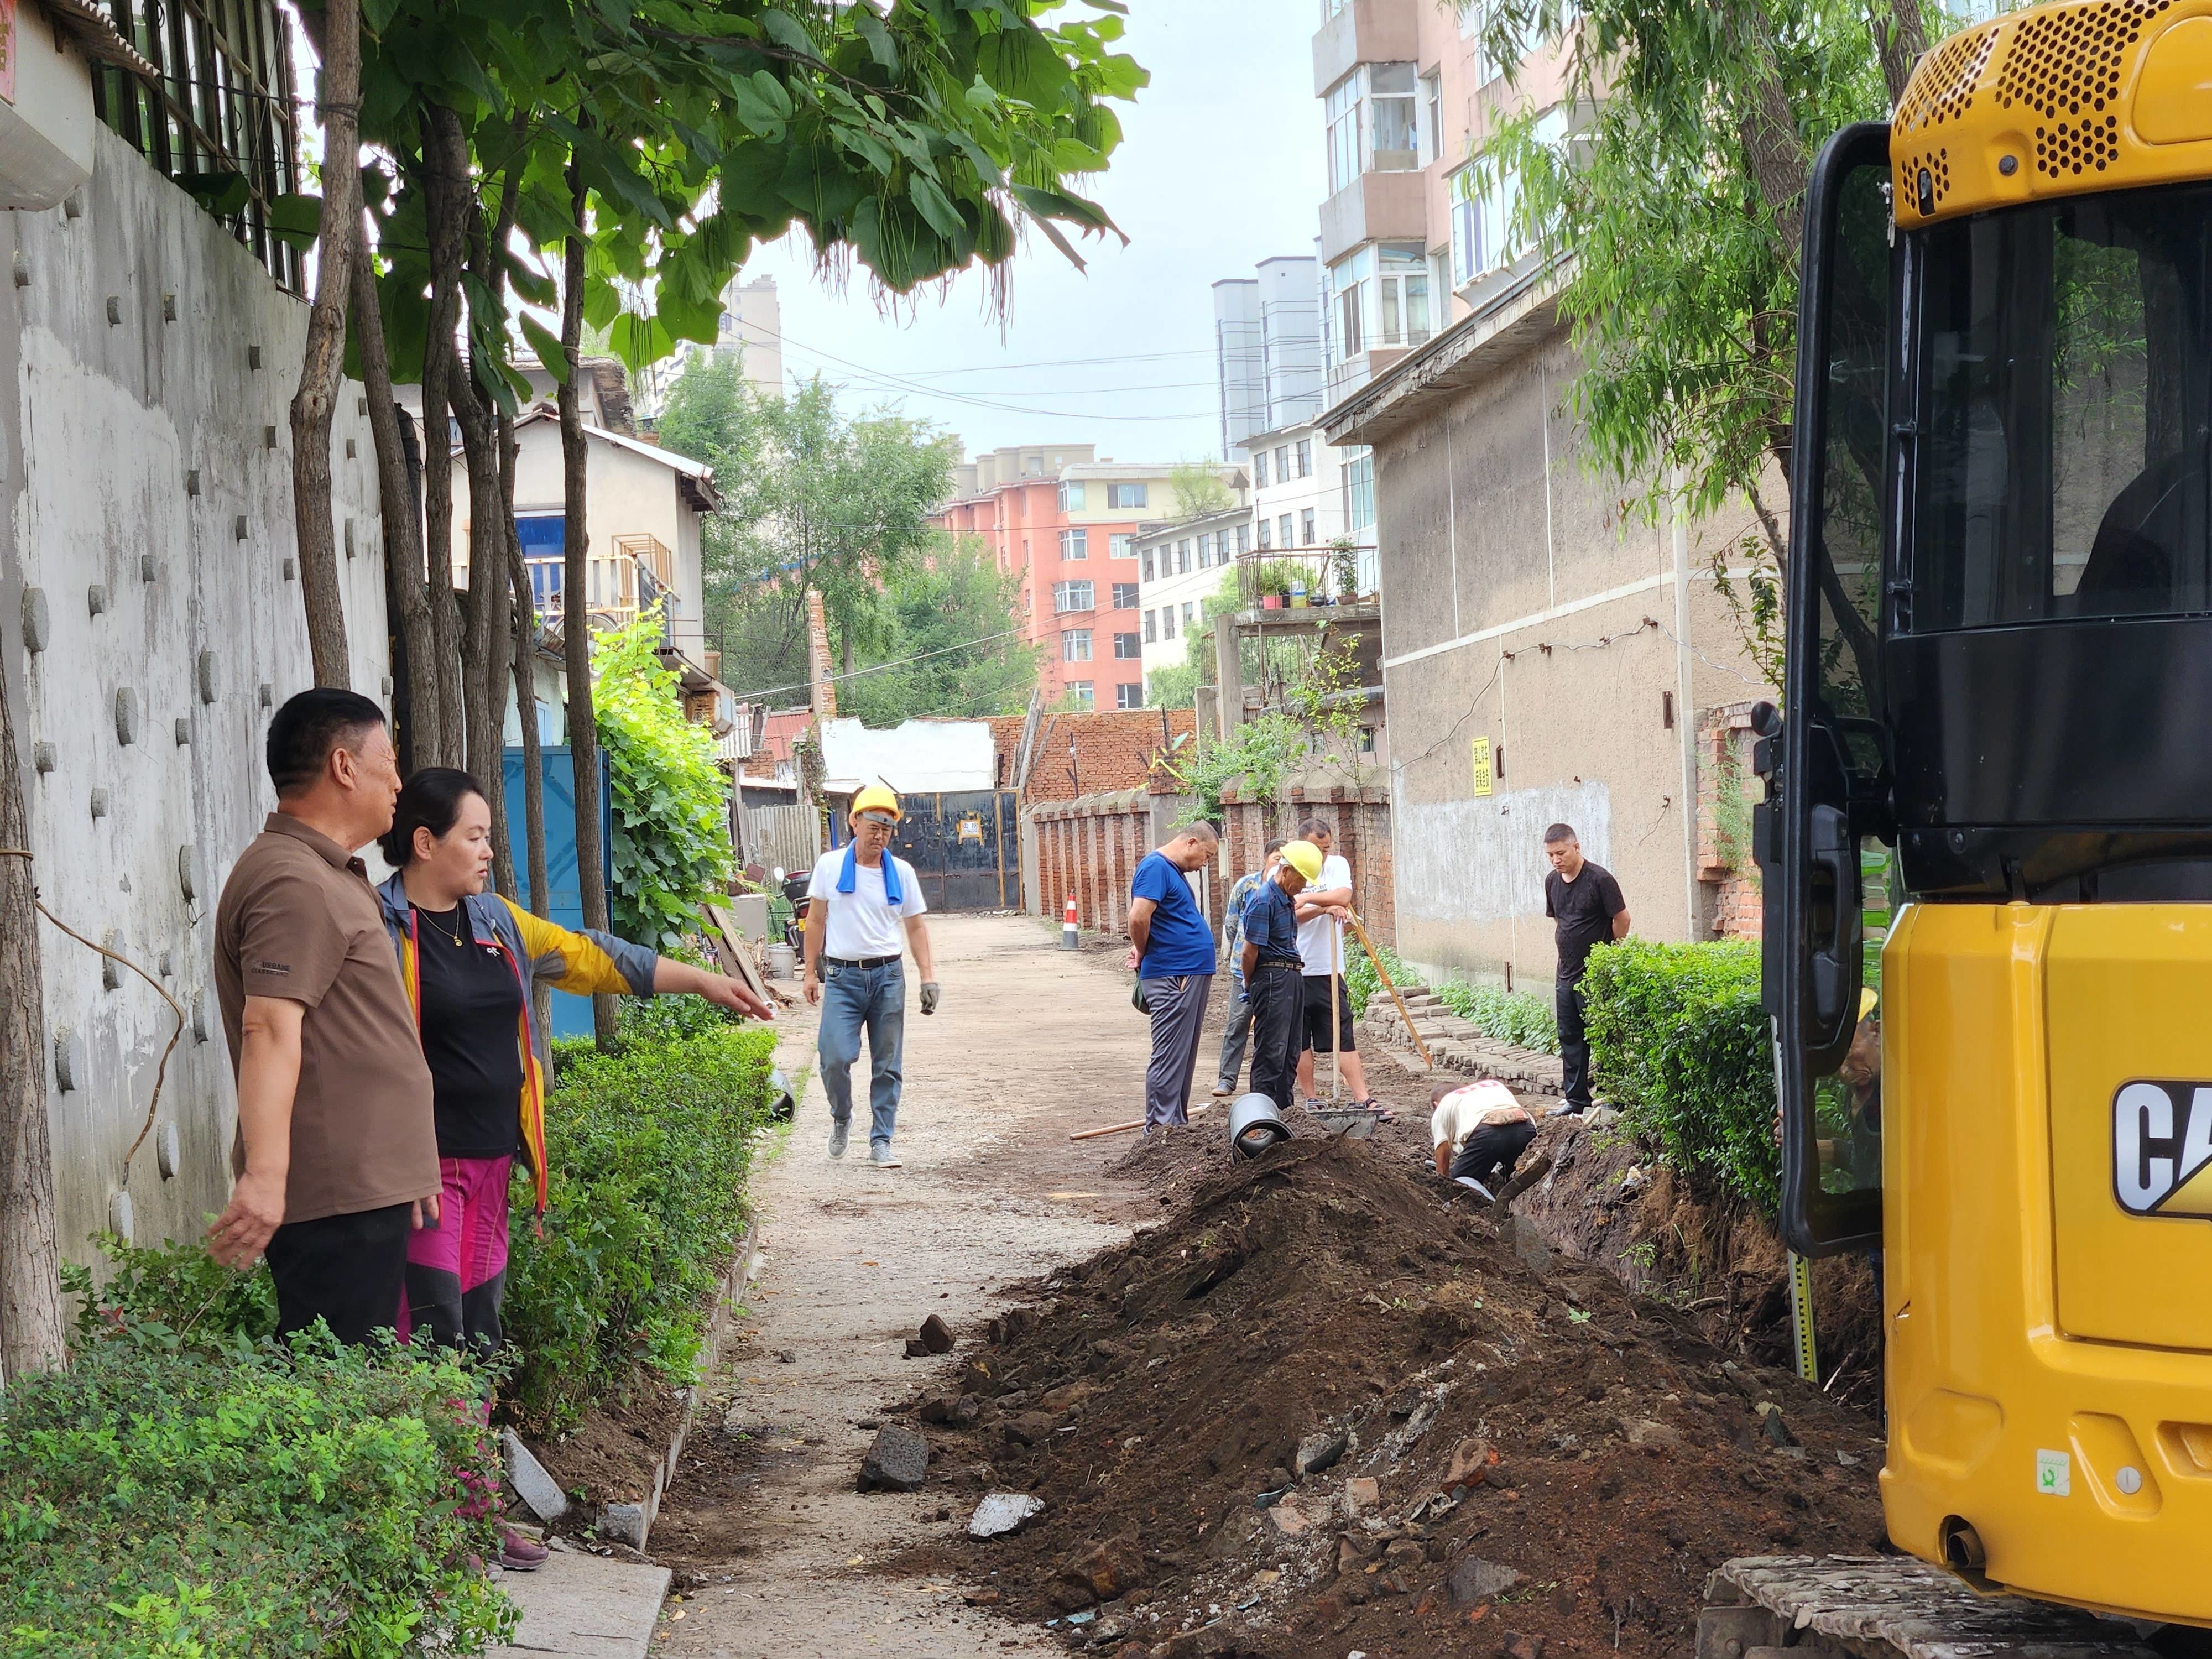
{"left": 1697, "top": 1557, "right": 2168, "bottom": 1659}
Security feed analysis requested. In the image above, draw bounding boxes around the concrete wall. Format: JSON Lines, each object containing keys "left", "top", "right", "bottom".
{"left": 0, "top": 127, "right": 389, "bottom": 1264}
{"left": 1373, "top": 326, "right": 1776, "bottom": 987}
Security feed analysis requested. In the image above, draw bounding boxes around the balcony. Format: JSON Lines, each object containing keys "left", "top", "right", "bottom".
{"left": 1233, "top": 548, "right": 1379, "bottom": 617}
{"left": 525, "top": 530, "right": 678, "bottom": 646}
{"left": 1313, "top": 0, "right": 1417, "bottom": 97}
{"left": 1319, "top": 170, "right": 1427, "bottom": 264}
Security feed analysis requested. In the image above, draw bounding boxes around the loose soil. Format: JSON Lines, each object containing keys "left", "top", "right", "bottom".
{"left": 890, "top": 1135, "right": 1886, "bottom": 1658}
{"left": 638, "top": 916, "right": 1888, "bottom": 1658}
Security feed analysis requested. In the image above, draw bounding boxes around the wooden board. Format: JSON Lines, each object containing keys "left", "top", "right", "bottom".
{"left": 700, "top": 901, "right": 774, "bottom": 1008}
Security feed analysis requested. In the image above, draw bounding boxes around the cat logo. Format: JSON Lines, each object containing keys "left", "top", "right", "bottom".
{"left": 2112, "top": 1081, "right": 2212, "bottom": 1219}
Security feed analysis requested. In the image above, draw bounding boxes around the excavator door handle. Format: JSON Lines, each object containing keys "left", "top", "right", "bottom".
{"left": 1808, "top": 802, "right": 1859, "bottom": 1037}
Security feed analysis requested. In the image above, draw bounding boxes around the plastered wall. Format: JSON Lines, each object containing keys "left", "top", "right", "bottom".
{"left": 0, "top": 127, "right": 388, "bottom": 1266}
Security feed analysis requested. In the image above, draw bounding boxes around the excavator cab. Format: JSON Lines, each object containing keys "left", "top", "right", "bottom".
{"left": 1759, "top": 0, "right": 2212, "bottom": 1629}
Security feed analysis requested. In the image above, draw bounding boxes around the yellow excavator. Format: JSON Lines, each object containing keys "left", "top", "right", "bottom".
{"left": 1708, "top": 1, "right": 2212, "bottom": 1652}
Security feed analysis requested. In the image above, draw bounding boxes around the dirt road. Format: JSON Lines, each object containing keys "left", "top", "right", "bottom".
{"left": 651, "top": 912, "right": 1172, "bottom": 1657}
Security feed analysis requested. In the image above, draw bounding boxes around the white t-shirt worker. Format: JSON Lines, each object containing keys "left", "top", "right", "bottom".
{"left": 1295, "top": 852, "right": 1353, "bottom": 978}
{"left": 800, "top": 785, "right": 937, "bottom": 1170}
{"left": 805, "top": 846, "right": 927, "bottom": 960}
{"left": 1430, "top": 1079, "right": 1538, "bottom": 1201}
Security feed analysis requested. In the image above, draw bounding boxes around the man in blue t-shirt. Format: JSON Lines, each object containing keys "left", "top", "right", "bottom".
{"left": 1212, "top": 839, "right": 1286, "bottom": 1100}
{"left": 1127, "top": 821, "right": 1222, "bottom": 1135}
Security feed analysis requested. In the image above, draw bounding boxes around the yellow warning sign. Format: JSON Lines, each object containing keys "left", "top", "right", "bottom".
{"left": 1471, "top": 737, "right": 1493, "bottom": 798}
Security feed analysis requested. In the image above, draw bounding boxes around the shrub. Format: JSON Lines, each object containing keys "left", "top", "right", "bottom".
{"left": 615, "top": 939, "right": 740, "bottom": 1046}
{"left": 1342, "top": 943, "right": 1558, "bottom": 1052}
{"left": 0, "top": 1316, "right": 514, "bottom": 1656}
{"left": 60, "top": 1230, "right": 279, "bottom": 1347}
{"left": 1580, "top": 939, "right": 1777, "bottom": 1209}
{"left": 596, "top": 609, "right": 735, "bottom": 949}
{"left": 502, "top": 1024, "right": 775, "bottom": 1434}
{"left": 1435, "top": 980, "right": 1559, "bottom": 1053}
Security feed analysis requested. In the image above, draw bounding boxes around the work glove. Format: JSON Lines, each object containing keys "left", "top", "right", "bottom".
{"left": 920, "top": 980, "right": 941, "bottom": 1016}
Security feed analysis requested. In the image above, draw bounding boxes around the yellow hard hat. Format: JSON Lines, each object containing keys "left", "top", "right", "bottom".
{"left": 1859, "top": 987, "right": 1879, "bottom": 1023}
{"left": 851, "top": 785, "right": 902, "bottom": 825}
{"left": 1281, "top": 839, "right": 1323, "bottom": 882}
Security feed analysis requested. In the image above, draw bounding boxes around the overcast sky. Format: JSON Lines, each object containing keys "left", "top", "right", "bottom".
{"left": 742, "top": 1, "right": 1327, "bottom": 466}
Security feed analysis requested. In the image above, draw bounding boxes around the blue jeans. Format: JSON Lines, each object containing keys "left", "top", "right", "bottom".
{"left": 818, "top": 959, "right": 906, "bottom": 1148}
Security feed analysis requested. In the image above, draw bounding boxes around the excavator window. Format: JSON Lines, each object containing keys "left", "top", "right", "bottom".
{"left": 1912, "top": 185, "right": 2212, "bottom": 629}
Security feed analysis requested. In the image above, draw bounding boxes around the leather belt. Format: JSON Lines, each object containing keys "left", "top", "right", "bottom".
{"left": 823, "top": 954, "right": 900, "bottom": 969}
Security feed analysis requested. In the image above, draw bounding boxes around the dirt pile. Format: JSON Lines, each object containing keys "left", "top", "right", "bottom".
{"left": 894, "top": 1136, "right": 1886, "bottom": 1658}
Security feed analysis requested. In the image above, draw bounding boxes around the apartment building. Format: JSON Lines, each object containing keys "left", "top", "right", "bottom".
{"left": 1313, "top": 0, "right": 1573, "bottom": 404}
{"left": 936, "top": 445, "right": 1191, "bottom": 710}
{"left": 1135, "top": 505, "right": 1252, "bottom": 696}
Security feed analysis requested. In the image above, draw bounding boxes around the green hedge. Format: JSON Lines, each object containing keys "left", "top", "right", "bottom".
{"left": 1, "top": 1266, "right": 514, "bottom": 1656}
{"left": 1580, "top": 938, "right": 1778, "bottom": 1209}
{"left": 504, "top": 1022, "right": 775, "bottom": 1434}
{"left": 1343, "top": 941, "right": 1558, "bottom": 1053}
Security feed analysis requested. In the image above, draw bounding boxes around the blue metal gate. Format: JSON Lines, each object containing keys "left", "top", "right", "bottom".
{"left": 503, "top": 746, "right": 613, "bottom": 1040}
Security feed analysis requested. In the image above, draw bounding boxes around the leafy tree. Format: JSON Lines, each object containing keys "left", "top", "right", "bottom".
{"left": 1146, "top": 662, "right": 1200, "bottom": 710}
{"left": 660, "top": 361, "right": 960, "bottom": 684}
{"left": 1471, "top": 0, "right": 1927, "bottom": 538}
{"left": 1168, "top": 460, "right": 1234, "bottom": 518}
{"left": 838, "top": 538, "right": 1041, "bottom": 726}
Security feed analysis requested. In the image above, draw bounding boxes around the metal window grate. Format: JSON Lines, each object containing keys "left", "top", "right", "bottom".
{"left": 86, "top": 0, "right": 304, "bottom": 291}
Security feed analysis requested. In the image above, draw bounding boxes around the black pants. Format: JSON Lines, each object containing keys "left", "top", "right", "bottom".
{"left": 264, "top": 1201, "right": 413, "bottom": 1345}
{"left": 1451, "top": 1119, "right": 1537, "bottom": 1187}
{"left": 1247, "top": 963, "right": 1305, "bottom": 1114}
{"left": 1556, "top": 978, "right": 1592, "bottom": 1111}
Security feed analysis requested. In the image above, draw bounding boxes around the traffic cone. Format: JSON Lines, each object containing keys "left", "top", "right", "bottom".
{"left": 1061, "top": 894, "right": 1080, "bottom": 950}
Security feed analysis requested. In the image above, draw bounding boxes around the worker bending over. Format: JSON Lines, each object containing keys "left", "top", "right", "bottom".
{"left": 1240, "top": 839, "right": 1322, "bottom": 1115}
{"left": 1430, "top": 1079, "right": 1538, "bottom": 1202}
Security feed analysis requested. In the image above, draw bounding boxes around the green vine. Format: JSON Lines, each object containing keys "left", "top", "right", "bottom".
{"left": 596, "top": 607, "right": 734, "bottom": 948}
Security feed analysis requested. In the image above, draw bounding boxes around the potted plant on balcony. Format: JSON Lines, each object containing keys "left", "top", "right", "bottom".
{"left": 1330, "top": 538, "right": 1360, "bottom": 604}
{"left": 1255, "top": 561, "right": 1291, "bottom": 610}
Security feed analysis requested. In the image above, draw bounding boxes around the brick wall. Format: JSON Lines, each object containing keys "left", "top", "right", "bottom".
{"left": 1695, "top": 703, "right": 1761, "bottom": 941}
{"left": 1218, "top": 781, "right": 1396, "bottom": 952}
{"left": 1032, "top": 789, "right": 1156, "bottom": 935}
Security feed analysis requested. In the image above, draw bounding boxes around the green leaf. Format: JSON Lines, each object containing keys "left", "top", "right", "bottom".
{"left": 518, "top": 313, "right": 568, "bottom": 381}
{"left": 852, "top": 10, "right": 898, "bottom": 71}
{"left": 268, "top": 192, "right": 322, "bottom": 252}
{"left": 176, "top": 171, "right": 250, "bottom": 217}
{"left": 761, "top": 9, "right": 816, "bottom": 58}
{"left": 907, "top": 174, "right": 964, "bottom": 241}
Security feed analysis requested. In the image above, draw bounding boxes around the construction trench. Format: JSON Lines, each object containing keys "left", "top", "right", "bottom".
{"left": 532, "top": 916, "right": 1898, "bottom": 1658}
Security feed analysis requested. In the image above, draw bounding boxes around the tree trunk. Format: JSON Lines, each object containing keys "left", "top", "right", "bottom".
{"left": 559, "top": 143, "right": 617, "bottom": 1047}
{"left": 288, "top": 0, "right": 364, "bottom": 688}
{"left": 419, "top": 116, "right": 469, "bottom": 769}
{"left": 0, "top": 647, "right": 66, "bottom": 1378}
{"left": 350, "top": 232, "right": 442, "bottom": 764}
{"left": 1872, "top": 0, "right": 1932, "bottom": 108}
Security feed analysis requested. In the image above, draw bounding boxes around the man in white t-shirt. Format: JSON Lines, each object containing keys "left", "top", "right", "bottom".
{"left": 1429, "top": 1079, "right": 1540, "bottom": 1202}
{"left": 1291, "top": 818, "right": 1375, "bottom": 1110}
{"left": 802, "top": 787, "right": 937, "bottom": 1168}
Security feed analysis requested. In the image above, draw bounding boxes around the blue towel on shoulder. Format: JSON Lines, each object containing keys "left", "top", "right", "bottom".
{"left": 836, "top": 843, "right": 902, "bottom": 904}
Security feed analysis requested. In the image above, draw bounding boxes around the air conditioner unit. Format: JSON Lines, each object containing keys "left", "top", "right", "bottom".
{"left": 0, "top": 5, "right": 104, "bottom": 211}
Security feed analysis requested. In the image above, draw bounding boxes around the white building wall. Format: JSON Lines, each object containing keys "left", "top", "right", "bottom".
{"left": 1, "top": 127, "right": 389, "bottom": 1264}
{"left": 818, "top": 717, "right": 995, "bottom": 795}
{"left": 1136, "top": 513, "right": 1248, "bottom": 689}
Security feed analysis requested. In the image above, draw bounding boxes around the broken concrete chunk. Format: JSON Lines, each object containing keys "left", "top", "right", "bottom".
{"left": 1625, "top": 1417, "right": 1684, "bottom": 1448}
{"left": 1295, "top": 1428, "right": 1348, "bottom": 1477}
{"left": 1269, "top": 1503, "right": 1310, "bottom": 1537}
{"left": 967, "top": 1491, "right": 1046, "bottom": 1538}
{"left": 857, "top": 1425, "right": 930, "bottom": 1492}
{"left": 502, "top": 1429, "right": 572, "bottom": 1525}
{"left": 1343, "top": 1475, "right": 1380, "bottom": 1515}
{"left": 919, "top": 1313, "right": 954, "bottom": 1354}
{"left": 1447, "top": 1555, "right": 1523, "bottom": 1608}
{"left": 903, "top": 1338, "right": 930, "bottom": 1358}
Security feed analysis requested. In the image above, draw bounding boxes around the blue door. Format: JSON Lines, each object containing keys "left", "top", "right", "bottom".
{"left": 503, "top": 745, "right": 613, "bottom": 1041}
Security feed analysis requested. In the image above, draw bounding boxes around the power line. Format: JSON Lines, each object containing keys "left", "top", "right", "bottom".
{"left": 728, "top": 623, "right": 1034, "bottom": 702}
{"left": 762, "top": 325, "right": 1224, "bottom": 422}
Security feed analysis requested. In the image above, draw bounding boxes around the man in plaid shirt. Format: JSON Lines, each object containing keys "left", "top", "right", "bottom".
{"left": 1209, "top": 839, "right": 1285, "bottom": 1100}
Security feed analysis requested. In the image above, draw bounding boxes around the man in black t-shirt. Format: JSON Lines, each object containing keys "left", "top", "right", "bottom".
{"left": 1542, "top": 822, "right": 1629, "bottom": 1115}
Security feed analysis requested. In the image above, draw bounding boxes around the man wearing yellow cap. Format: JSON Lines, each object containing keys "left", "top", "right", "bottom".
{"left": 802, "top": 787, "right": 938, "bottom": 1168}
{"left": 1240, "top": 840, "right": 1321, "bottom": 1115}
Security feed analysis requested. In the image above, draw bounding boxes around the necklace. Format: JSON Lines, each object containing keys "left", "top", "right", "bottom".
{"left": 415, "top": 904, "right": 468, "bottom": 950}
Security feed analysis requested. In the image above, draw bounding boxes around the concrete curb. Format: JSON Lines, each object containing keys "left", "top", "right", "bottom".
{"left": 596, "top": 1210, "right": 764, "bottom": 1550}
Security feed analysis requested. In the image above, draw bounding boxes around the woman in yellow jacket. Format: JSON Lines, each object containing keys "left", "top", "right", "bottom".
{"left": 374, "top": 768, "right": 766, "bottom": 1381}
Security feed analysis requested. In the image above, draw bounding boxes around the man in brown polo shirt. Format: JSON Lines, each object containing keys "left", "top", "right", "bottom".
{"left": 208, "top": 687, "right": 440, "bottom": 1343}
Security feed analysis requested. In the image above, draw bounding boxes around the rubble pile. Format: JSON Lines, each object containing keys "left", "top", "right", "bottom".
{"left": 895, "top": 1138, "right": 1886, "bottom": 1658}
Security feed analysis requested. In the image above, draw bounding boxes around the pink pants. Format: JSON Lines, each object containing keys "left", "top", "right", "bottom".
{"left": 400, "top": 1155, "right": 513, "bottom": 1355}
